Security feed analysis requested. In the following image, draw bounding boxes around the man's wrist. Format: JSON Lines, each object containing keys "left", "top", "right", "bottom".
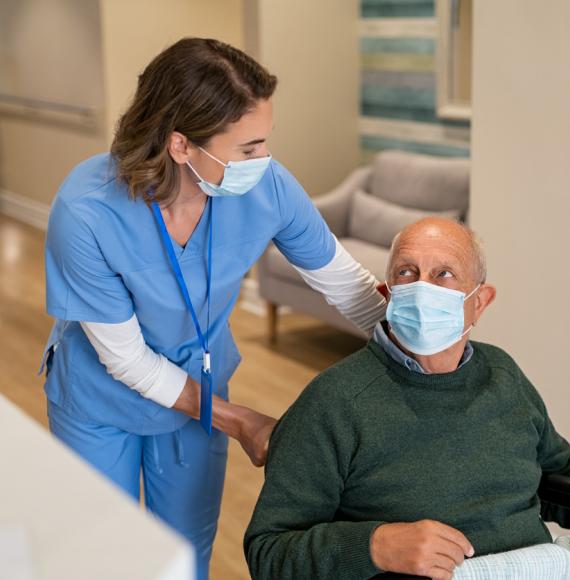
{"left": 370, "top": 523, "right": 388, "bottom": 571}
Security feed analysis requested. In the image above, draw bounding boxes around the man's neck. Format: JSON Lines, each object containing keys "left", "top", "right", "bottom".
{"left": 387, "top": 327, "right": 469, "bottom": 374}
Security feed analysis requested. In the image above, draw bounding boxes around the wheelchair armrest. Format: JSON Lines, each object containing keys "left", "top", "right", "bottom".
{"left": 539, "top": 473, "right": 570, "bottom": 528}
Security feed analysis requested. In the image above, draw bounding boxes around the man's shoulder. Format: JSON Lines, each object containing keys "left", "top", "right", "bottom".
{"left": 471, "top": 340, "right": 520, "bottom": 374}
{"left": 303, "top": 342, "right": 389, "bottom": 403}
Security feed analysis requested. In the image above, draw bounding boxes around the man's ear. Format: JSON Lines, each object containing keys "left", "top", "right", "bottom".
{"left": 167, "top": 131, "right": 196, "bottom": 165}
{"left": 473, "top": 284, "right": 496, "bottom": 325}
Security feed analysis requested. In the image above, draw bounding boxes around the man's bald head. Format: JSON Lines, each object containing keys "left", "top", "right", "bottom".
{"left": 386, "top": 218, "right": 486, "bottom": 288}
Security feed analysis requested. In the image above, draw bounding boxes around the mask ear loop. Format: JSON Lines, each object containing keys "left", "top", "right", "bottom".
{"left": 186, "top": 145, "right": 229, "bottom": 182}
{"left": 186, "top": 160, "right": 204, "bottom": 182}
{"left": 464, "top": 283, "right": 481, "bottom": 301}
{"left": 461, "top": 283, "right": 483, "bottom": 338}
{"left": 198, "top": 146, "right": 228, "bottom": 168}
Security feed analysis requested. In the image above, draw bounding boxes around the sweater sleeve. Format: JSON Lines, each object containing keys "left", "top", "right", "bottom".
{"left": 537, "top": 407, "right": 570, "bottom": 476}
{"left": 519, "top": 370, "right": 570, "bottom": 476}
{"left": 244, "top": 375, "right": 382, "bottom": 580}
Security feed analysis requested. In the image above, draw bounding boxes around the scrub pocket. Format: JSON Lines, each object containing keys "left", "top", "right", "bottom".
{"left": 39, "top": 319, "right": 69, "bottom": 376}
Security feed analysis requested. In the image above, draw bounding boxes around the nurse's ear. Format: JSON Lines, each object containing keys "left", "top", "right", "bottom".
{"left": 167, "top": 131, "right": 197, "bottom": 165}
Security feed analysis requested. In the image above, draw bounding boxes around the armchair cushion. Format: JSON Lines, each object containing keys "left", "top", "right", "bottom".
{"left": 348, "top": 189, "right": 463, "bottom": 248}
{"left": 369, "top": 150, "right": 470, "bottom": 215}
{"left": 314, "top": 166, "right": 372, "bottom": 238}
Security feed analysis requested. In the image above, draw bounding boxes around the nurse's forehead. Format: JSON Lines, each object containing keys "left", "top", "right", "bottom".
{"left": 219, "top": 100, "right": 274, "bottom": 144}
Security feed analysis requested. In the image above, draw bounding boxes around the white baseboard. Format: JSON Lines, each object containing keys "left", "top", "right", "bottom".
{"left": 0, "top": 189, "right": 50, "bottom": 230}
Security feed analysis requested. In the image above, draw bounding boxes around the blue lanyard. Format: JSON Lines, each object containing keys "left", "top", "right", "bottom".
{"left": 150, "top": 199, "right": 213, "bottom": 364}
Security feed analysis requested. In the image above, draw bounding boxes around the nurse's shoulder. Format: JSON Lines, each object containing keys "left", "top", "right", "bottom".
{"left": 48, "top": 152, "right": 141, "bottom": 243}
{"left": 247, "top": 158, "right": 312, "bottom": 220}
{"left": 262, "top": 158, "right": 306, "bottom": 198}
{"left": 55, "top": 153, "right": 121, "bottom": 206}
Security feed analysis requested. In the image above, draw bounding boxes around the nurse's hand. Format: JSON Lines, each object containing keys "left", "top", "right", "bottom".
{"left": 237, "top": 409, "right": 277, "bottom": 467}
{"left": 174, "top": 376, "right": 276, "bottom": 466}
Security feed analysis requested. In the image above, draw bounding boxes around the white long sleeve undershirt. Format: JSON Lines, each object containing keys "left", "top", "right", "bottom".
{"left": 293, "top": 237, "right": 386, "bottom": 337}
{"left": 80, "top": 316, "right": 187, "bottom": 408}
{"left": 81, "top": 238, "right": 386, "bottom": 408}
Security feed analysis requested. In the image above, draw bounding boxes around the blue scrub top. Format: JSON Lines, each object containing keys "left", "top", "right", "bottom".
{"left": 43, "top": 153, "right": 335, "bottom": 435}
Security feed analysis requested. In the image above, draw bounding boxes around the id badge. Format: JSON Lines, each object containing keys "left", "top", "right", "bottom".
{"left": 200, "top": 367, "right": 213, "bottom": 435}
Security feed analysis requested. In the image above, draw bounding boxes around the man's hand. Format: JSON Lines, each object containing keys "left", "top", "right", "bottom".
{"left": 237, "top": 408, "right": 277, "bottom": 467}
{"left": 370, "top": 520, "right": 474, "bottom": 580}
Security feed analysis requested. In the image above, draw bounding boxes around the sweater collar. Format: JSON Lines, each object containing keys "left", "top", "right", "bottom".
{"left": 367, "top": 336, "right": 486, "bottom": 390}
{"left": 373, "top": 321, "right": 474, "bottom": 375}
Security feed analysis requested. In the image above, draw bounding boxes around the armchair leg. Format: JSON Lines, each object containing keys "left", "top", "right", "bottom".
{"left": 267, "top": 302, "right": 278, "bottom": 343}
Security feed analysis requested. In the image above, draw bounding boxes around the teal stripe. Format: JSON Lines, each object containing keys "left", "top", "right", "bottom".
{"left": 362, "top": 85, "right": 435, "bottom": 109}
{"left": 362, "top": 70, "right": 435, "bottom": 91}
{"left": 361, "top": 104, "right": 437, "bottom": 123}
{"left": 361, "top": 135, "right": 469, "bottom": 158}
{"left": 361, "top": 106, "right": 470, "bottom": 128}
{"left": 360, "top": 37, "right": 435, "bottom": 55}
{"left": 361, "top": 0, "right": 434, "bottom": 19}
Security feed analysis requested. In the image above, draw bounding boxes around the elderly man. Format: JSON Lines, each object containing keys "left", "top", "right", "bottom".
{"left": 244, "top": 218, "right": 570, "bottom": 580}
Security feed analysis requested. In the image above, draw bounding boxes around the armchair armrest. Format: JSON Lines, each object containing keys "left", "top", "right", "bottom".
{"left": 539, "top": 473, "right": 570, "bottom": 529}
{"left": 314, "top": 165, "right": 372, "bottom": 238}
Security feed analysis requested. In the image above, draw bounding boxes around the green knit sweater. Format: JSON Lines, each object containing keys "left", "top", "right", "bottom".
{"left": 244, "top": 340, "right": 570, "bottom": 580}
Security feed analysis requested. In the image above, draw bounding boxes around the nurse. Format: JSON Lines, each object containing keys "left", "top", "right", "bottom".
{"left": 42, "top": 38, "right": 385, "bottom": 579}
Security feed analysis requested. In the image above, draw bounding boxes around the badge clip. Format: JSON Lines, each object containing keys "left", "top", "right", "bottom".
{"left": 203, "top": 351, "right": 211, "bottom": 373}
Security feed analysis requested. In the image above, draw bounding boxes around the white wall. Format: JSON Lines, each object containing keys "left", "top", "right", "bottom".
{"left": 0, "top": 0, "right": 104, "bottom": 108}
{"left": 470, "top": 1, "right": 570, "bottom": 440}
{"left": 246, "top": 0, "right": 360, "bottom": 197}
{"left": 0, "top": 0, "right": 106, "bottom": 207}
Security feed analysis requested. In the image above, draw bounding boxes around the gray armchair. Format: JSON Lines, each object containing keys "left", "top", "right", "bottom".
{"left": 258, "top": 150, "right": 470, "bottom": 340}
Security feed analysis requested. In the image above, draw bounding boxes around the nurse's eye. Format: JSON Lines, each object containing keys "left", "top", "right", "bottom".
{"left": 243, "top": 149, "right": 255, "bottom": 158}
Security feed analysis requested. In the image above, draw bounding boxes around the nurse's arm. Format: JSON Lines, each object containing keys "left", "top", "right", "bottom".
{"left": 174, "top": 378, "right": 276, "bottom": 467}
{"left": 81, "top": 316, "right": 276, "bottom": 466}
{"left": 292, "top": 237, "right": 387, "bottom": 337}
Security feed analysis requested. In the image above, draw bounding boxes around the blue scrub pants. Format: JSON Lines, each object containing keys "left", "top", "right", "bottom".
{"left": 47, "top": 401, "right": 228, "bottom": 580}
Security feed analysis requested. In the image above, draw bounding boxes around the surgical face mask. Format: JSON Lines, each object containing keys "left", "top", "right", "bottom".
{"left": 186, "top": 146, "right": 271, "bottom": 197}
{"left": 386, "top": 280, "right": 480, "bottom": 356}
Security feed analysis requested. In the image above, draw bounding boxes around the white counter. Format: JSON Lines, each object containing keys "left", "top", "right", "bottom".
{"left": 0, "top": 394, "right": 194, "bottom": 580}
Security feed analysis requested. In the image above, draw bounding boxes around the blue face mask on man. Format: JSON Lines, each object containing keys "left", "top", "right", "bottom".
{"left": 386, "top": 280, "right": 481, "bottom": 356}
{"left": 186, "top": 146, "right": 272, "bottom": 197}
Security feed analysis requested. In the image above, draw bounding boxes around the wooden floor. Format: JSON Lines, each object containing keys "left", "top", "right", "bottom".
{"left": 0, "top": 214, "right": 365, "bottom": 579}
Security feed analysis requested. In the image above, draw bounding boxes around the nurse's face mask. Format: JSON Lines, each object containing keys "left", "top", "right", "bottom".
{"left": 386, "top": 280, "right": 480, "bottom": 356}
{"left": 186, "top": 147, "right": 272, "bottom": 197}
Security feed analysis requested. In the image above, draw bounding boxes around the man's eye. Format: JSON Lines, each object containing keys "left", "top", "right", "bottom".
{"left": 398, "top": 269, "right": 413, "bottom": 277}
{"left": 438, "top": 270, "right": 453, "bottom": 278}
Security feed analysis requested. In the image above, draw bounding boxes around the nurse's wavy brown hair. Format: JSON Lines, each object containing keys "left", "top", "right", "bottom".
{"left": 111, "top": 38, "right": 277, "bottom": 205}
